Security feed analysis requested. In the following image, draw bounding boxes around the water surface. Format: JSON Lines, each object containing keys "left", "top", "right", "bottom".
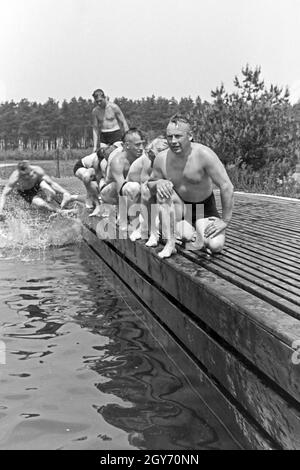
{"left": 0, "top": 211, "right": 240, "bottom": 450}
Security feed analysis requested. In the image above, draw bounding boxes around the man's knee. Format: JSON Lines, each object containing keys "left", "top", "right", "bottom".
{"left": 176, "top": 220, "right": 195, "bottom": 241}
{"left": 141, "top": 183, "right": 151, "bottom": 202}
{"left": 195, "top": 218, "right": 225, "bottom": 253}
{"left": 83, "top": 170, "right": 95, "bottom": 185}
{"left": 207, "top": 234, "right": 225, "bottom": 253}
{"left": 31, "top": 196, "right": 46, "bottom": 208}
{"left": 122, "top": 182, "right": 140, "bottom": 202}
{"left": 100, "top": 184, "right": 117, "bottom": 204}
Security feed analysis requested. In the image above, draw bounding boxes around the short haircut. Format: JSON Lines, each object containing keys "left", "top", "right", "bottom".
{"left": 17, "top": 160, "right": 30, "bottom": 171}
{"left": 168, "top": 113, "right": 191, "bottom": 128}
{"left": 123, "top": 127, "right": 145, "bottom": 142}
{"left": 147, "top": 136, "right": 168, "bottom": 154}
{"left": 92, "top": 89, "right": 105, "bottom": 98}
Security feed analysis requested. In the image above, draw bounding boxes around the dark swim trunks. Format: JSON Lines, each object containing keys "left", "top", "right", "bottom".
{"left": 179, "top": 192, "right": 220, "bottom": 227}
{"left": 100, "top": 129, "right": 123, "bottom": 146}
{"left": 119, "top": 181, "right": 128, "bottom": 196}
{"left": 17, "top": 183, "right": 41, "bottom": 204}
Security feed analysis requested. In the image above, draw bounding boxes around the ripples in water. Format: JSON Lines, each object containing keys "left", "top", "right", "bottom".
{"left": 0, "top": 199, "right": 82, "bottom": 260}
{"left": 0, "top": 244, "right": 239, "bottom": 449}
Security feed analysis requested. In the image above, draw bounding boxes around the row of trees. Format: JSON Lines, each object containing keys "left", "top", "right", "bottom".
{"left": 0, "top": 66, "right": 299, "bottom": 171}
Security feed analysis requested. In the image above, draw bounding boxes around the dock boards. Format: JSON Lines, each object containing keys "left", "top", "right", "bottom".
{"left": 81, "top": 192, "right": 300, "bottom": 449}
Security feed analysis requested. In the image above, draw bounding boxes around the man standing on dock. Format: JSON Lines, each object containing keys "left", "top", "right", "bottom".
{"left": 147, "top": 114, "right": 234, "bottom": 258}
{"left": 92, "top": 89, "right": 129, "bottom": 151}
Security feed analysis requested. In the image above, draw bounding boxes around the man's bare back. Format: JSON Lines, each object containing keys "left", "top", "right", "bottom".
{"left": 105, "top": 149, "right": 130, "bottom": 185}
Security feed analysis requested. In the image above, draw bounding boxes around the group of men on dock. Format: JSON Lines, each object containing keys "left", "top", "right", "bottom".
{"left": 0, "top": 88, "right": 234, "bottom": 258}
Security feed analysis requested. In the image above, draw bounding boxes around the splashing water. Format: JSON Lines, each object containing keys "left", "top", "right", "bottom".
{"left": 0, "top": 202, "right": 83, "bottom": 260}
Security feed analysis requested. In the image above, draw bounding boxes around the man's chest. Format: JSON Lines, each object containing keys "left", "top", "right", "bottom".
{"left": 95, "top": 105, "right": 115, "bottom": 122}
{"left": 167, "top": 158, "right": 205, "bottom": 185}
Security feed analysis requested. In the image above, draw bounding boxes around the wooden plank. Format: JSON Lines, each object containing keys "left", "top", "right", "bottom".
{"left": 84, "top": 235, "right": 300, "bottom": 448}
{"left": 81, "top": 218, "right": 300, "bottom": 403}
{"left": 232, "top": 213, "right": 300, "bottom": 232}
{"left": 179, "top": 250, "right": 300, "bottom": 316}
{"left": 227, "top": 228, "right": 300, "bottom": 260}
{"left": 230, "top": 210, "right": 300, "bottom": 234}
{"left": 228, "top": 222, "right": 300, "bottom": 254}
{"left": 226, "top": 233, "right": 300, "bottom": 267}
{"left": 186, "top": 249, "right": 300, "bottom": 299}
{"left": 82, "top": 228, "right": 277, "bottom": 450}
{"left": 223, "top": 242, "right": 300, "bottom": 278}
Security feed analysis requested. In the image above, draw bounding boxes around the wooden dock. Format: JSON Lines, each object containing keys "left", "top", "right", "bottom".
{"left": 81, "top": 191, "right": 300, "bottom": 450}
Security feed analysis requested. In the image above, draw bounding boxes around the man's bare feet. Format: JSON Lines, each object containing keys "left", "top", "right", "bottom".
{"left": 129, "top": 228, "right": 142, "bottom": 242}
{"left": 88, "top": 206, "right": 103, "bottom": 217}
{"left": 158, "top": 242, "right": 177, "bottom": 259}
{"left": 146, "top": 233, "right": 159, "bottom": 247}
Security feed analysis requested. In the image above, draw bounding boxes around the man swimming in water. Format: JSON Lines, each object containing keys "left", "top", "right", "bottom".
{"left": 147, "top": 114, "right": 234, "bottom": 258}
{"left": 92, "top": 89, "right": 129, "bottom": 151}
{"left": 0, "top": 161, "right": 78, "bottom": 220}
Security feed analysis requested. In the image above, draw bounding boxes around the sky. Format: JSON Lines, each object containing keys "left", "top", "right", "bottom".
{"left": 0, "top": 0, "right": 300, "bottom": 104}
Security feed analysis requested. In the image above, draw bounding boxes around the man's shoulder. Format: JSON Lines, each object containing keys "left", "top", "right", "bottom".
{"left": 192, "top": 142, "right": 217, "bottom": 160}
{"left": 107, "top": 101, "right": 119, "bottom": 111}
{"left": 130, "top": 154, "right": 144, "bottom": 169}
{"left": 8, "top": 169, "right": 19, "bottom": 184}
{"left": 108, "top": 147, "right": 124, "bottom": 165}
{"left": 155, "top": 148, "right": 169, "bottom": 162}
{"left": 31, "top": 164, "right": 45, "bottom": 174}
{"left": 92, "top": 106, "right": 101, "bottom": 116}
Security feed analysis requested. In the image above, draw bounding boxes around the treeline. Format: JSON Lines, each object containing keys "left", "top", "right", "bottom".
{"left": 0, "top": 95, "right": 194, "bottom": 152}
{"left": 0, "top": 66, "right": 299, "bottom": 172}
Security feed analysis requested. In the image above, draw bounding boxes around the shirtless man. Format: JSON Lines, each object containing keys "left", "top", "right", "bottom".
{"left": 100, "top": 129, "right": 145, "bottom": 235}
{"left": 92, "top": 89, "right": 129, "bottom": 151}
{"left": 73, "top": 146, "right": 107, "bottom": 216}
{"left": 147, "top": 114, "right": 234, "bottom": 258}
{"left": 73, "top": 142, "right": 124, "bottom": 217}
{"left": 0, "top": 161, "right": 77, "bottom": 220}
{"left": 125, "top": 136, "right": 169, "bottom": 240}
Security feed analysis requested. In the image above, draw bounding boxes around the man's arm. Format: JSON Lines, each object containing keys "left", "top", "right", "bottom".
{"left": 42, "top": 173, "right": 69, "bottom": 195}
{"left": 140, "top": 156, "right": 152, "bottom": 183}
{"left": 110, "top": 155, "right": 126, "bottom": 194}
{"left": 0, "top": 171, "right": 18, "bottom": 216}
{"left": 203, "top": 148, "right": 234, "bottom": 237}
{"left": 113, "top": 104, "right": 129, "bottom": 135}
{"left": 32, "top": 166, "right": 69, "bottom": 195}
{"left": 92, "top": 108, "right": 101, "bottom": 151}
{"left": 147, "top": 152, "right": 173, "bottom": 199}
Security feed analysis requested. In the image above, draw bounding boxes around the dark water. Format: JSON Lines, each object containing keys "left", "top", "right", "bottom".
{"left": 0, "top": 241, "right": 240, "bottom": 450}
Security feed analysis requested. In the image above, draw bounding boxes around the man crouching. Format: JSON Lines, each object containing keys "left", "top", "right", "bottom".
{"left": 147, "top": 114, "right": 234, "bottom": 258}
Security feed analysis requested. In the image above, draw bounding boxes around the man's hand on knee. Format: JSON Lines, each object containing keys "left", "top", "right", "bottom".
{"left": 156, "top": 180, "right": 173, "bottom": 199}
{"left": 204, "top": 217, "right": 227, "bottom": 239}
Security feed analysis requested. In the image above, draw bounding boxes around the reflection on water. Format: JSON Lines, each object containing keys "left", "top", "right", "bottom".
{"left": 0, "top": 243, "right": 240, "bottom": 450}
